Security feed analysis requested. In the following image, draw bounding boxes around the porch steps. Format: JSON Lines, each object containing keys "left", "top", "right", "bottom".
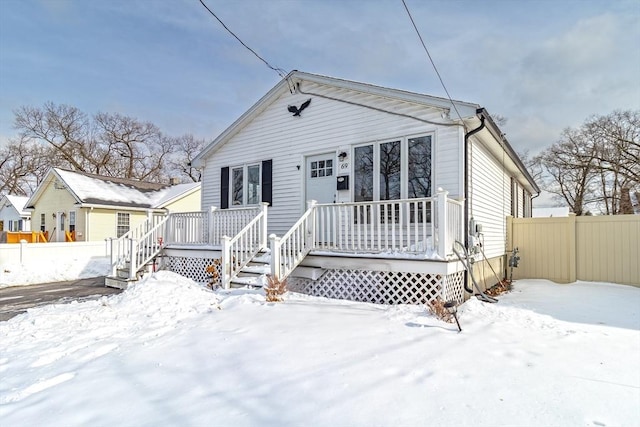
{"left": 230, "top": 260, "right": 270, "bottom": 288}
{"left": 105, "top": 261, "right": 154, "bottom": 290}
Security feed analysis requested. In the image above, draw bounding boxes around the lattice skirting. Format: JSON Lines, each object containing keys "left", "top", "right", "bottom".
{"left": 289, "top": 269, "right": 465, "bottom": 305}
{"left": 163, "top": 256, "right": 221, "bottom": 286}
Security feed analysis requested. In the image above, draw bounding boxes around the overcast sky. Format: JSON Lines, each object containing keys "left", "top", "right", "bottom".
{"left": 1, "top": 0, "right": 639, "bottom": 154}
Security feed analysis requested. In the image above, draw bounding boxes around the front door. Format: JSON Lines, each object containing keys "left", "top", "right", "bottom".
{"left": 305, "top": 153, "right": 335, "bottom": 205}
{"left": 306, "top": 153, "right": 336, "bottom": 246}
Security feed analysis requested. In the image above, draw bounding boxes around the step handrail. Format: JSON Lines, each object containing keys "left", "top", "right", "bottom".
{"left": 221, "top": 203, "right": 268, "bottom": 289}
{"left": 270, "top": 200, "right": 317, "bottom": 281}
{"left": 127, "top": 215, "right": 170, "bottom": 279}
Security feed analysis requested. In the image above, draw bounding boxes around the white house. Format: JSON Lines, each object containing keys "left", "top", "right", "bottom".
{"left": 108, "top": 71, "right": 539, "bottom": 303}
{"left": 0, "top": 194, "right": 31, "bottom": 232}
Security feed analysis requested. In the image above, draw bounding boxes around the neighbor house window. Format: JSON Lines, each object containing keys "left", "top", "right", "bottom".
{"left": 40, "top": 213, "right": 46, "bottom": 232}
{"left": 69, "top": 211, "right": 76, "bottom": 233}
{"left": 116, "top": 212, "right": 130, "bottom": 237}
{"left": 221, "top": 160, "right": 273, "bottom": 209}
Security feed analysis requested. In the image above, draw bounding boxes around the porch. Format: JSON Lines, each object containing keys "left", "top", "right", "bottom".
{"left": 108, "top": 190, "right": 467, "bottom": 303}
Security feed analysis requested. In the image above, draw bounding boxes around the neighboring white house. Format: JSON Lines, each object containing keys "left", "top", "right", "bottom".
{"left": 0, "top": 194, "right": 31, "bottom": 232}
{"left": 166, "top": 71, "right": 539, "bottom": 303}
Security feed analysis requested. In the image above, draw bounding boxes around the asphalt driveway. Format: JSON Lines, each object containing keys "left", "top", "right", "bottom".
{"left": 0, "top": 277, "right": 123, "bottom": 321}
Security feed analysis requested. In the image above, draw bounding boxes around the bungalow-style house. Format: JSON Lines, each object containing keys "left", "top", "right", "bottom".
{"left": 24, "top": 168, "right": 201, "bottom": 242}
{"left": 107, "top": 71, "right": 539, "bottom": 304}
{"left": 0, "top": 194, "right": 31, "bottom": 233}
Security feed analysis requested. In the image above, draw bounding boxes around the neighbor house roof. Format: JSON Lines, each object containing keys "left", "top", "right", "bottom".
{"left": 25, "top": 168, "right": 200, "bottom": 211}
{"left": 2, "top": 195, "right": 30, "bottom": 217}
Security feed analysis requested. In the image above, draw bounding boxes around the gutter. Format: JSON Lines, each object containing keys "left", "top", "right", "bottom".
{"left": 464, "top": 112, "right": 486, "bottom": 246}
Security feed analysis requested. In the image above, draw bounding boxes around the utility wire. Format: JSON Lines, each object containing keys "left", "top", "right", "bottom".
{"left": 401, "top": 0, "right": 464, "bottom": 123}
{"left": 198, "top": 0, "right": 288, "bottom": 79}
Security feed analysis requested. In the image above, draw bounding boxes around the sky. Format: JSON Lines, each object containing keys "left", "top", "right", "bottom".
{"left": 1, "top": 0, "right": 639, "bottom": 155}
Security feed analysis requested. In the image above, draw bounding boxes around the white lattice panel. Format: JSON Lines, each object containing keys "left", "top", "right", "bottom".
{"left": 289, "top": 269, "right": 464, "bottom": 305}
{"left": 165, "top": 256, "right": 219, "bottom": 285}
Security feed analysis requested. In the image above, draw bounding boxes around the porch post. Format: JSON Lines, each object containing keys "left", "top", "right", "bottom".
{"left": 128, "top": 238, "right": 137, "bottom": 280}
{"left": 269, "top": 234, "right": 281, "bottom": 280}
{"left": 260, "top": 202, "right": 269, "bottom": 249}
{"left": 208, "top": 206, "right": 217, "bottom": 245}
{"left": 110, "top": 238, "right": 117, "bottom": 277}
{"left": 436, "top": 189, "right": 449, "bottom": 259}
{"left": 221, "top": 235, "right": 231, "bottom": 289}
{"left": 306, "top": 200, "right": 317, "bottom": 251}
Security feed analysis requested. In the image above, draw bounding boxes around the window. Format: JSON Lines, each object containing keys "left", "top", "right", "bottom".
{"left": 116, "top": 212, "right": 130, "bottom": 237}
{"left": 354, "top": 135, "right": 433, "bottom": 202}
{"left": 231, "top": 167, "right": 244, "bottom": 205}
{"left": 222, "top": 161, "right": 272, "bottom": 208}
{"left": 247, "top": 165, "right": 260, "bottom": 205}
{"left": 69, "top": 211, "right": 76, "bottom": 233}
{"left": 510, "top": 178, "right": 518, "bottom": 217}
{"left": 40, "top": 213, "right": 46, "bottom": 232}
{"left": 310, "top": 159, "right": 333, "bottom": 178}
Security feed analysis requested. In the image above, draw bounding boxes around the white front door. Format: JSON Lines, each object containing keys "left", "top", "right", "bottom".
{"left": 305, "top": 153, "right": 335, "bottom": 205}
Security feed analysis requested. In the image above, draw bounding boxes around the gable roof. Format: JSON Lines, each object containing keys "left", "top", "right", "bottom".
{"left": 2, "top": 195, "right": 30, "bottom": 216}
{"left": 193, "top": 70, "right": 480, "bottom": 165}
{"left": 25, "top": 168, "right": 200, "bottom": 211}
{"left": 193, "top": 70, "right": 539, "bottom": 194}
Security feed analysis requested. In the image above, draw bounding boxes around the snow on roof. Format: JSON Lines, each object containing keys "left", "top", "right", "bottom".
{"left": 3, "top": 195, "right": 30, "bottom": 215}
{"left": 54, "top": 169, "right": 198, "bottom": 209}
{"left": 151, "top": 182, "right": 200, "bottom": 208}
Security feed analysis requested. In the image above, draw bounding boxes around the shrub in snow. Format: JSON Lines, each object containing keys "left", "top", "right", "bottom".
{"left": 427, "top": 298, "right": 455, "bottom": 323}
{"left": 265, "top": 275, "right": 287, "bottom": 302}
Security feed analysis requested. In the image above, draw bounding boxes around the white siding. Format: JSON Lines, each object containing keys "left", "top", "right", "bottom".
{"left": 202, "top": 81, "right": 463, "bottom": 237}
{"left": 468, "top": 139, "right": 512, "bottom": 259}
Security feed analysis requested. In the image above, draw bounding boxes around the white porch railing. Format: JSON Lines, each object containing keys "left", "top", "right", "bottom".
{"left": 165, "top": 205, "right": 266, "bottom": 246}
{"left": 270, "top": 201, "right": 317, "bottom": 281}
{"left": 221, "top": 203, "right": 269, "bottom": 289}
{"left": 110, "top": 213, "right": 168, "bottom": 277}
{"left": 270, "top": 190, "right": 464, "bottom": 281}
{"left": 110, "top": 205, "right": 268, "bottom": 281}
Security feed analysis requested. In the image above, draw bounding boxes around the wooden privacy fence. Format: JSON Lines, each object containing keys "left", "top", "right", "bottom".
{"left": 507, "top": 214, "right": 640, "bottom": 286}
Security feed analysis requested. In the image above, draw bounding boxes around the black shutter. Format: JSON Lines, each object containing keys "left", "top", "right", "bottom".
{"left": 261, "top": 159, "right": 272, "bottom": 206}
{"left": 220, "top": 167, "right": 229, "bottom": 209}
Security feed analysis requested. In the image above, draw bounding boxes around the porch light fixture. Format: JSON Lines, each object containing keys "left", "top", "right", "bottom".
{"left": 444, "top": 300, "right": 461, "bottom": 332}
{"left": 338, "top": 151, "right": 347, "bottom": 161}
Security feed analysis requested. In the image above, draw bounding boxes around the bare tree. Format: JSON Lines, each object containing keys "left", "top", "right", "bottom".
{"left": 166, "top": 134, "right": 206, "bottom": 182}
{"left": 5, "top": 102, "right": 203, "bottom": 190}
{"left": 14, "top": 102, "right": 90, "bottom": 172}
{"left": 0, "top": 137, "right": 53, "bottom": 195}
{"left": 538, "top": 110, "right": 639, "bottom": 215}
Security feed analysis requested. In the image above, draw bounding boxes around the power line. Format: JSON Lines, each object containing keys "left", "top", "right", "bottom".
{"left": 198, "top": 0, "right": 288, "bottom": 79}
{"left": 401, "top": 0, "right": 464, "bottom": 123}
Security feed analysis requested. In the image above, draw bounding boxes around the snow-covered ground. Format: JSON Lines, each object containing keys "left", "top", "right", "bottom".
{"left": 0, "top": 257, "right": 111, "bottom": 288}
{"left": 1, "top": 269, "right": 639, "bottom": 426}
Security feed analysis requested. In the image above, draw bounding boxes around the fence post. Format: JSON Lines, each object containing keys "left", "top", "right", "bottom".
{"left": 567, "top": 213, "right": 577, "bottom": 283}
{"left": 19, "top": 240, "right": 27, "bottom": 264}
{"left": 208, "top": 206, "right": 217, "bottom": 244}
{"left": 260, "top": 203, "right": 269, "bottom": 249}
{"left": 221, "top": 235, "right": 231, "bottom": 289}
{"left": 436, "top": 189, "right": 449, "bottom": 259}
{"left": 269, "top": 234, "right": 281, "bottom": 280}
